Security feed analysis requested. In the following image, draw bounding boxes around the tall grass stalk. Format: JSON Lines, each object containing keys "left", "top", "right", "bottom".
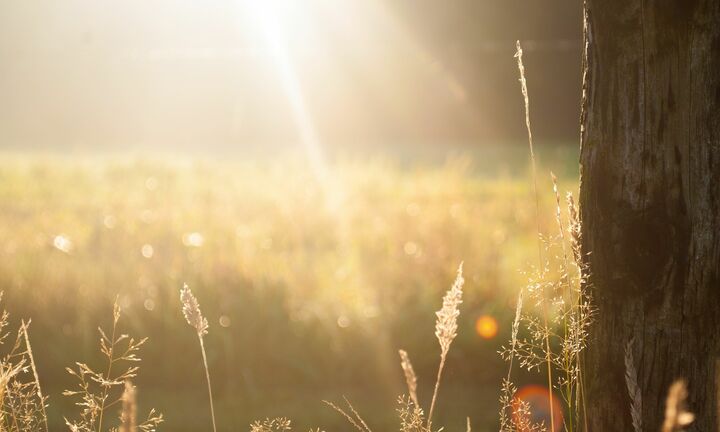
{"left": 398, "top": 350, "right": 419, "bottom": 409}
{"left": 551, "top": 172, "right": 575, "bottom": 431}
{"left": 323, "top": 398, "right": 372, "bottom": 432}
{"left": 500, "top": 43, "right": 594, "bottom": 432}
{"left": 63, "top": 299, "right": 158, "bottom": 432}
{"left": 498, "top": 286, "right": 526, "bottom": 431}
{"left": 199, "top": 336, "right": 215, "bottom": 431}
{"left": 0, "top": 362, "right": 24, "bottom": 426}
{"left": 515, "top": 39, "right": 555, "bottom": 432}
{"left": 566, "top": 193, "right": 589, "bottom": 432}
{"left": 180, "top": 284, "right": 217, "bottom": 432}
{"left": 427, "top": 263, "right": 464, "bottom": 429}
{"left": 20, "top": 320, "right": 49, "bottom": 432}
{"left": 96, "top": 300, "right": 121, "bottom": 432}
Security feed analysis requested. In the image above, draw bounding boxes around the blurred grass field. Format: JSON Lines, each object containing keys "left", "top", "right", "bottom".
{"left": 0, "top": 145, "right": 578, "bottom": 431}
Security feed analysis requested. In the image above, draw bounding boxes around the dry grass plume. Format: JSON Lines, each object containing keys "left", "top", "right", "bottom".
{"left": 180, "top": 284, "right": 217, "bottom": 432}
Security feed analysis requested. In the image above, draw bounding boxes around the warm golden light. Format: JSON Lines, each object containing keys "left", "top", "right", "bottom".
{"left": 0, "top": 0, "right": 588, "bottom": 429}
{"left": 246, "top": 0, "right": 328, "bottom": 178}
{"left": 475, "top": 314, "right": 498, "bottom": 339}
{"left": 513, "top": 385, "right": 565, "bottom": 432}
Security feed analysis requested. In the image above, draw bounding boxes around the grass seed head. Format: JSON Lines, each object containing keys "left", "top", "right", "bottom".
{"left": 180, "top": 284, "right": 208, "bottom": 337}
{"left": 398, "top": 350, "right": 419, "bottom": 409}
{"left": 435, "top": 263, "right": 464, "bottom": 355}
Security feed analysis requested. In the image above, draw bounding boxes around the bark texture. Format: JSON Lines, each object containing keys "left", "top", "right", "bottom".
{"left": 579, "top": 1, "right": 720, "bottom": 431}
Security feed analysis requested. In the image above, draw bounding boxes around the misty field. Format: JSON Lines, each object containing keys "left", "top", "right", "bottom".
{"left": 0, "top": 148, "right": 577, "bottom": 431}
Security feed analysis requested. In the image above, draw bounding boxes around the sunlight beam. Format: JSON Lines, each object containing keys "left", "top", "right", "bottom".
{"left": 245, "top": 1, "right": 330, "bottom": 185}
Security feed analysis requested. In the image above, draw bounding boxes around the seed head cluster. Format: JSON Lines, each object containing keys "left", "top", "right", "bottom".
{"left": 435, "top": 263, "right": 464, "bottom": 355}
{"left": 181, "top": 284, "right": 209, "bottom": 337}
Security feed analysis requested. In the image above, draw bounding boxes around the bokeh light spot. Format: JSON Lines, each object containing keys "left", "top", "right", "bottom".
{"left": 219, "top": 315, "right": 231, "bottom": 327}
{"left": 404, "top": 241, "right": 418, "bottom": 255}
{"left": 183, "top": 232, "right": 205, "bottom": 247}
{"left": 337, "top": 315, "right": 350, "bottom": 328}
{"left": 514, "top": 385, "right": 564, "bottom": 432}
{"left": 475, "top": 314, "right": 498, "bottom": 339}
{"left": 53, "top": 235, "right": 73, "bottom": 254}
{"left": 141, "top": 244, "right": 154, "bottom": 259}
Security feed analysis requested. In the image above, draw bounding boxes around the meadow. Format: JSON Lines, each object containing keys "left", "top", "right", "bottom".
{"left": 0, "top": 145, "right": 579, "bottom": 431}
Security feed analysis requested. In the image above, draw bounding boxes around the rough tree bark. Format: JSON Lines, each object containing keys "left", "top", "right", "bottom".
{"left": 579, "top": 1, "right": 720, "bottom": 431}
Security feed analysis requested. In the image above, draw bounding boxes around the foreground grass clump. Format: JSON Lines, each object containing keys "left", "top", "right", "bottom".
{"left": 0, "top": 295, "right": 163, "bottom": 432}
{"left": 495, "top": 43, "right": 593, "bottom": 432}
{"left": 63, "top": 300, "right": 162, "bottom": 432}
{"left": 0, "top": 306, "right": 48, "bottom": 432}
{"left": 0, "top": 264, "right": 471, "bottom": 432}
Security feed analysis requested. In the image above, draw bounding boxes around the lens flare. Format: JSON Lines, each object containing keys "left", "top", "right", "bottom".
{"left": 475, "top": 315, "right": 498, "bottom": 339}
{"left": 513, "top": 385, "right": 564, "bottom": 432}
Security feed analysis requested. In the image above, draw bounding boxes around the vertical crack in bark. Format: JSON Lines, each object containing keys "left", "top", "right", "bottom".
{"left": 716, "top": 359, "right": 720, "bottom": 431}
{"left": 640, "top": 0, "right": 648, "bottom": 210}
{"left": 687, "top": 27, "right": 693, "bottom": 212}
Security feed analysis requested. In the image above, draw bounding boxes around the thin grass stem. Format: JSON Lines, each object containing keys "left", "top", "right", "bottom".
{"left": 516, "top": 39, "right": 555, "bottom": 432}
{"left": 199, "top": 335, "right": 217, "bottom": 432}
{"left": 20, "top": 320, "right": 49, "bottom": 432}
{"left": 96, "top": 303, "right": 120, "bottom": 432}
{"left": 427, "top": 355, "right": 446, "bottom": 429}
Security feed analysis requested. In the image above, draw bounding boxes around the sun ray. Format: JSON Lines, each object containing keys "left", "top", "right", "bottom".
{"left": 245, "top": 1, "right": 329, "bottom": 185}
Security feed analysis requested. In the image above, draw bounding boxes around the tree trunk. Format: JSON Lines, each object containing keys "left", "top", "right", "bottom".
{"left": 579, "top": 1, "right": 720, "bottom": 431}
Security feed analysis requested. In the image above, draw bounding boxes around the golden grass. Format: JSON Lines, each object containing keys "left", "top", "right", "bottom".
{"left": 0, "top": 151, "right": 582, "bottom": 430}
{"left": 0, "top": 36, "right": 704, "bottom": 432}
{"left": 324, "top": 264, "right": 464, "bottom": 432}
{"left": 0, "top": 149, "right": 584, "bottom": 428}
{"left": 0, "top": 32, "right": 707, "bottom": 429}
{"left": 398, "top": 350, "right": 419, "bottom": 409}
{"left": 0, "top": 182, "right": 703, "bottom": 432}
{"left": 0, "top": 54, "right": 697, "bottom": 431}
{"left": 179, "top": 284, "right": 216, "bottom": 432}
{"left": 515, "top": 40, "right": 555, "bottom": 432}
{"left": 19, "top": 320, "right": 48, "bottom": 432}
{"left": 62, "top": 299, "right": 162, "bottom": 432}
{"left": 427, "top": 263, "right": 464, "bottom": 428}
